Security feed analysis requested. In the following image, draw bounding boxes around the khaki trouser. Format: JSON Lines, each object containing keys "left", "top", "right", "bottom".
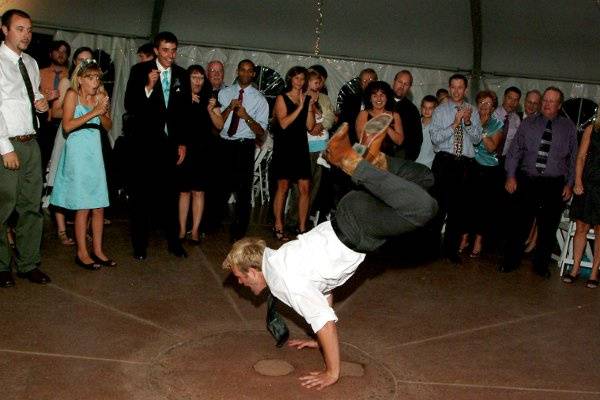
{"left": 0, "top": 139, "right": 43, "bottom": 273}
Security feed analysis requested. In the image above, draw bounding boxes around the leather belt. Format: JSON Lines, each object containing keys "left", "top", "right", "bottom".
{"left": 330, "top": 215, "right": 358, "bottom": 252}
{"left": 9, "top": 134, "right": 35, "bottom": 143}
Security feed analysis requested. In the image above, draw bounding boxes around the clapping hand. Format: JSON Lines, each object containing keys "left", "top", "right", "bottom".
{"left": 34, "top": 98, "right": 49, "bottom": 113}
{"left": 93, "top": 95, "right": 110, "bottom": 117}
{"left": 207, "top": 97, "right": 216, "bottom": 110}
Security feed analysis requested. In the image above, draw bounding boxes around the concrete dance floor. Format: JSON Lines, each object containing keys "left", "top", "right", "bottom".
{"left": 1, "top": 214, "right": 599, "bottom": 399}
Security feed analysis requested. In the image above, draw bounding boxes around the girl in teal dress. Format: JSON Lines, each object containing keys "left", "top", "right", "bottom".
{"left": 50, "top": 59, "right": 114, "bottom": 270}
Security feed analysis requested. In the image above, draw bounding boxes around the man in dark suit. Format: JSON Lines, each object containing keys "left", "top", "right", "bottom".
{"left": 392, "top": 70, "right": 423, "bottom": 160}
{"left": 338, "top": 68, "right": 377, "bottom": 144}
{"left": 124, "top": 31, "right": 190, "bottom": 260}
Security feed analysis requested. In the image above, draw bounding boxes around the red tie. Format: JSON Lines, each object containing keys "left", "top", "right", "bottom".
{"left": 227, "top": 88, "right": 245, "bottom": 136}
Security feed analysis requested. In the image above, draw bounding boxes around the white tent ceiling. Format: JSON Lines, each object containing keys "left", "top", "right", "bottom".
{"left": 12, "top": 0, "right": 600, "bottom": 84}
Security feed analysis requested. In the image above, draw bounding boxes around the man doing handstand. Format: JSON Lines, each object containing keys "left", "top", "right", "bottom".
{"left": 223, "top": 117, "right": 438, "bottom": 390}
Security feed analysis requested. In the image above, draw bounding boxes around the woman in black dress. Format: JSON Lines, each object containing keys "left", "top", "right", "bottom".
{"left": 177, "top": 65, "right": 223, "bottom": 243}
{"left": 563, "top": 114, "right": 600, "bottom": 288}
{"left": 271, "top": 66, "right": 316, "bottom": 240}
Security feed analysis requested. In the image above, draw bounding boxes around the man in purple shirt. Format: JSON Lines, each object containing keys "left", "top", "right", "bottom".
{"left": 501, "top": 87, "right": 577, "bottom": 277}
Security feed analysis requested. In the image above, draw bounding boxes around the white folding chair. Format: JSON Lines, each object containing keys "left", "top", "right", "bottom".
{"left": 251, "top": 134, "right": 273, "bottom": 207}
{"left": 558, "top": 219, "right": 596, "bottom": 277}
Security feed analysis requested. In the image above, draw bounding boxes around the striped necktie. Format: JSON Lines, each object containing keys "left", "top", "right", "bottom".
{"left": 535, "top": 120, "right": 553, "bottom": 174}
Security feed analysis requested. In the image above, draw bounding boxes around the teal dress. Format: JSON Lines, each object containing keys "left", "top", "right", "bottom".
{"left": 50, "top": 101, "right": 109, "bottom": 210}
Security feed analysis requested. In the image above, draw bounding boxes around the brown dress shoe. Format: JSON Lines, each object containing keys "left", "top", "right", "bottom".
{"left": 0, "top": 271, "right": 15, "bottom": 287}
{"left": 17, "top": 268, "right": 51, "bottom": 284}
{"left": 325, "top": 123, "right": 362, "bottom": 175}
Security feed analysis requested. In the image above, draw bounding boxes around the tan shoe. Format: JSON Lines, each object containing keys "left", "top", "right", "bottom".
{"left": 325, "top": 123, "right": 362, "bottom": 176}
{"left": 361, "top": 113, "right": 393, "bottom": 170}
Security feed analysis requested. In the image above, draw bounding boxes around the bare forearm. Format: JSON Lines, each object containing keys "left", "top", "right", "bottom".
{"left": 316, "top": 321, "right": 340, "bottom": 378}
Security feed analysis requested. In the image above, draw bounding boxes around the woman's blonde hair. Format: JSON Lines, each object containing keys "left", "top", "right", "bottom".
{"left": 222, "top": 237, "right": 266, "bottom": 274}
{"left": 70, "top": 58, "right": 102, "bottom": 91}
{"left": 593, "top": 106, "right": 600, "bottom": 132}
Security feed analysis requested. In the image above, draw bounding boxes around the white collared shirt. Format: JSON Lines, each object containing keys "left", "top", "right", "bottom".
{"left": 218, "top": 83, "right": 269, "bottom": 140}
{"left": 0, "top": 42, "right": 44, "bottom": 155}
{"left": 262, "top": 221, "right": 366, "bottom": 333}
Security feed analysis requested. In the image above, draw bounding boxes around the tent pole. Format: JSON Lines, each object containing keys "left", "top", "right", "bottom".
{"left": 150, "top": 0, "right": 165, "bottom": 38}
{"left": 470, "top": 0, "right": 483, "bottom": 98}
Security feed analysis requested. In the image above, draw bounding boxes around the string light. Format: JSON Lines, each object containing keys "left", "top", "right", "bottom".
{"left": 313, "top": 0, "right": 324, "bottom": 56}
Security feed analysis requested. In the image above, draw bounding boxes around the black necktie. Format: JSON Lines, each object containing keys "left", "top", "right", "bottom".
{"left": 266, "top": 293, "right": 289, "bottom": 347}
{"left": 227, "top": 88, "right": 244, "bottom": 137}
{"left": 18, "top": 57, "right": 38, "bottom": 131}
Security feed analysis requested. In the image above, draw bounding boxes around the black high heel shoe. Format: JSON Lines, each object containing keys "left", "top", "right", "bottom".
{"left": 75, "top": 256, "right": 101, "bottom": 270}
{"left": 91, "top": 253, "right": 117, "bottom": 267}
{"left": 272, "top": 227, "right": 289, "bottom": 242}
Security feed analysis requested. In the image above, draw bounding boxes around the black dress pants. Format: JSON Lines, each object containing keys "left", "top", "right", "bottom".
{"left": 127, "top": 144, "right": 179, "bottom": 254}
{"left": 502, "top": 174, "right": 566, "bottom": 273}
{"left": 431, "top": 151, "right": 474, "bottom": 257}
{"left": 216, "top": 138, "right": 255, "bottom": 241}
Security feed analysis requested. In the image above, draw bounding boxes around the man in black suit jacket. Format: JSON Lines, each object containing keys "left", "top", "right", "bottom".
{"left": 124, "top": 31, "right": 190, "bottom": 260}
{"left": 392, "top": 70, "right": 423, "bottom": 160}
{"left": 338, "top": 68, "right": 377, "bottom": 144}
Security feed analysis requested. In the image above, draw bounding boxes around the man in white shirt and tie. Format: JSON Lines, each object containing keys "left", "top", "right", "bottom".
{"left": 494, "top": 86, "right": 522, "bottom": 158}
{"left": 223, "top": 121, "right": 437, "bottom": 390}
{"left": 0, "top": 9, "right": 51, "bottom": 287}
{"left": 216, "top": 59, "right": 268, "bottom": 242}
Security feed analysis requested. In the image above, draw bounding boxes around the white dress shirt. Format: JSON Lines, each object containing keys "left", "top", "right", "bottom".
{"left": 416, "top": 121, "right": 435, "bottom": 168}
{"left": 493, "top": 106, "right": 521, "bottom": 155}
{"left": 262, "top": 221, "right": 366, "bottom": 333}
{"left": 218, "top": 83, "right": 269, "bottom": 140}
{"left": 0, "top": 42, "right": 44, "bottom": 155}
{"left": 430, "top": 99, "right": 482, "bottom": 158}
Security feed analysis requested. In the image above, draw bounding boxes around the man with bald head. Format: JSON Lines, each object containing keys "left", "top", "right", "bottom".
{"left": 501, "top": 87, "right": 577, "bottom": 277}
{"left": 339, "top": 68, "right": 377, "bottom": 144}
{"left": 207, "top": 59, "right": 225, "bottom": 94}
{"left": 392, "top": 70, "right": 422, "bottom": 160}
{"left": 522, "top": 90, "right": 542, "bottom": 120}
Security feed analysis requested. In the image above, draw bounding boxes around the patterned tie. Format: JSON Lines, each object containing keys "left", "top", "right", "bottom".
{"left": 536, "top": 120, "right": 553, "bottom": 174}
{"left": 53, "top": 69, "right": 61, "bottom": 90}
{"left": 227, "top": 88, "right": 244, "bottom": 137}
{"left": 18, "top": 57, "right": 38, "bottom": 131}
{"left": 453, "top": 106, "right": 464, "bottom": 156}
{"left": 161, "top": 70, "right": 170, "bottom": 105}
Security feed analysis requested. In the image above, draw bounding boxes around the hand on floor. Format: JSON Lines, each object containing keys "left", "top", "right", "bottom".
{"left": 287, "top": 338, "right": 319, "bottom": 350}
{"left": 299, "top": 370, "right": 338, "bottom": 390}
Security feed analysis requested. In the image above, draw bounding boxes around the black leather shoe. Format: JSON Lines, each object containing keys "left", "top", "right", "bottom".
{"left": 0, "top": 271, "right": 15, "bottom": 287}
{"left": 445, "top": 252, "right": 462, "bottom": 265}
{"left": 133, "top": 250, "right": 147, "bottom": 261}
{"left": 75, "top": 256, "right": 101, "bottom": 270}
{"left": 534, "top": 266, "right": 551, "bottom": 279}
{"left": 168, "top": 245, "right": 188, "bottom": 258}
{"left": 91, "top": 253, "right": 117, "bottom": 267}
{"left": 498, "top": 264, "right": 516, "bottom": 273}
{"left": 16, "top": 268, "right": 51, "bottom": 284}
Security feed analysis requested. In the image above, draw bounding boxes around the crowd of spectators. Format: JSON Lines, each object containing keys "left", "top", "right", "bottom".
{"left": 1, "top": 8, "right": 599, "bottom": 290}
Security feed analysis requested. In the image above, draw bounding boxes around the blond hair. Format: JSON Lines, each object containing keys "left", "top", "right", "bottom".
{"left": 222, "top": 237, "right": 266, "bottom": 274}
{"left": 70, "top": 59, "right": 102, "bottom": 92}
